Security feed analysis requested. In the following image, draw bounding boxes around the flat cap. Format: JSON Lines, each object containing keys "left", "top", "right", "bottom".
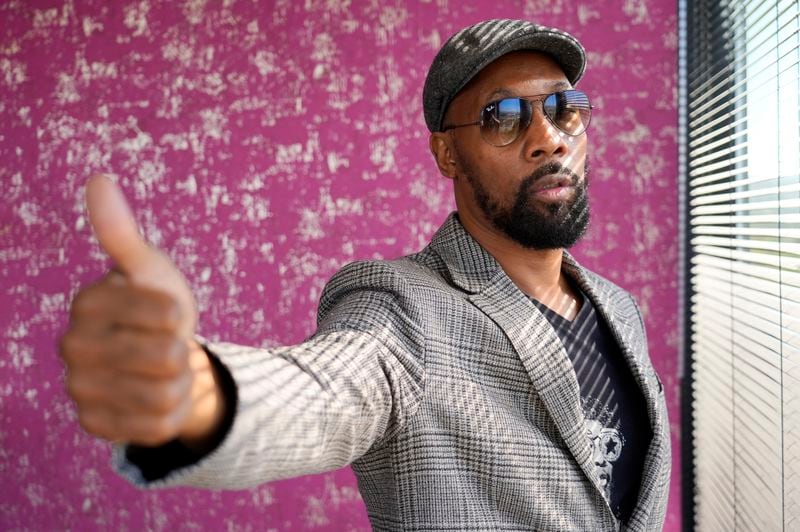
{"left": 422, "top": 19, "right": 586, "bottom": 132}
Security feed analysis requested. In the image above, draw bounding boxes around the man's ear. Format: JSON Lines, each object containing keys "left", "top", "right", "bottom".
{"left": 429, "top": 133, "right": 457, "bottom": 180}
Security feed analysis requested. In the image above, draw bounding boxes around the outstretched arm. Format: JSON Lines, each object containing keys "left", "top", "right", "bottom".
{"left": 59, "top": 176, "right": 425, "bottom": 489}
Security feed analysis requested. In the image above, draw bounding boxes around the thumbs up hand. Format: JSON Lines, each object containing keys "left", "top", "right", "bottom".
{"left": 60, "top": 175, "right": 226, "bottom": 449}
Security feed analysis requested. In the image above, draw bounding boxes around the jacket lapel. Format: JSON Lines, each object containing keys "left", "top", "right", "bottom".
{"left": 428, "top": 215, "right": 610, "bottom": 501}
{"left": 467, "top": 273, "right": 607, "bottom": 496}
{"left": 561, "top": 253, "right": 660, "bottom": 415}
{"left": 562, "top": 253, "right": 670, "bottom": 523}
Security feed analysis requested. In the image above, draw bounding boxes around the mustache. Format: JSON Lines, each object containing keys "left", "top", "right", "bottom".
{"left": 523, "top": 162, "right": 582, "bottom": 187}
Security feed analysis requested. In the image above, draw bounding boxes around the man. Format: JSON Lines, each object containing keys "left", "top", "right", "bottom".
{"left": 60, "top": 19, "right": 670, "bottom": 531}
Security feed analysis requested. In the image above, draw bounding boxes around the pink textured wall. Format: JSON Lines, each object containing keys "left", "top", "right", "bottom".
{"left": 1, "top": 1, "right": 679, "bottom": 530}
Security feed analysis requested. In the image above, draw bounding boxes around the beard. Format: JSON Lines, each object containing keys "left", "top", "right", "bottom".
{"left": 460, "top": 157, "right": 591, "bottom": 250}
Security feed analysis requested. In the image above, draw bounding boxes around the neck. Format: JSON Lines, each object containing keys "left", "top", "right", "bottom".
{"left": 458, "top": 210, "right": 581, "bottom": 320}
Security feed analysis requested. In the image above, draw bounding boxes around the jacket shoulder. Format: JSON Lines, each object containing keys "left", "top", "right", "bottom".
{"left": 316, "top": 251, "right": 448, "bottom": 328}
{"left": 319, "top": 246, "right": 447, "bottom": 304}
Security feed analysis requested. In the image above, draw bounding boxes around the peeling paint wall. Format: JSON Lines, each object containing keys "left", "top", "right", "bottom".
{"left": 1, "top": 1, "right": 680, "bottom": 530}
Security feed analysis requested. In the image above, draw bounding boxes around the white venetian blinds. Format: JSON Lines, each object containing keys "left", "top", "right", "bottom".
{"left": 686, "top": 0, "right": 800, "bottom": 530}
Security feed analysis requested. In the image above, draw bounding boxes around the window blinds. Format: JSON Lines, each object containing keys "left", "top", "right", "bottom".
{"left": 686, "top": 0, "right": 800, "bottom": 530}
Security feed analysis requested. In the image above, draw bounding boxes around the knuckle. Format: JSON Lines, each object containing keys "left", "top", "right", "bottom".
{"left": 69, "top": 290, "right": 91, "bottom": 320}
{"left": 65, "top": 374, "right": 83, "bottom": 401}
{"left": 67, "top": 371, "right": 111, "bottom": 407}
{"left": 65, "top": 372, "right": 91, "bottom": 402}
{"left": 70, "top": 284, "right": 117, "bottom": 327}
{"left": 58, "top": 332, "right": 79, "bottom": 363}
{"left": 106, "top": 409, "right": 128, "bottom": 438}
{"left": 59, "top": 332, "right": 95, "bottom": 365}
{"left": 71, "top": 282, "right": 106, "bottom": 315}
{"left": 77, "top": 410, "right": 108, "bottom": 438}
{"left": 60, "top": 331, "right": 108, "bottom": 369}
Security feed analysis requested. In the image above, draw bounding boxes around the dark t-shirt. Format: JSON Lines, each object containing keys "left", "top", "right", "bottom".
{"left": 530, "top": 284, "right": 652, "bottom": 522}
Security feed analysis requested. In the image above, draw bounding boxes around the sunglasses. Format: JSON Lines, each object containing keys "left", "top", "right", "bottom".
{"left": 442, "top": 90, "right": 593, "bottom": 147}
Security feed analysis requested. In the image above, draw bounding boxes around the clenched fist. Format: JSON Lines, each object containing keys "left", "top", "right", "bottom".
{"left": 60, "top": 175, "right": 226, "bottom": 450}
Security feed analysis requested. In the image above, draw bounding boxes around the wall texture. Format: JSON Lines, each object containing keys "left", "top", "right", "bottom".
{"left": 0, "top": 0, "right": 680, "bottom": 530}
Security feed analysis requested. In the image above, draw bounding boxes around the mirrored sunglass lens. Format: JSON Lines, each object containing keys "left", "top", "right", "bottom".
{"left": 544, "top": 90, "right": 591, "bottom": 135}
{"left": 481, "top": 98, "right": 523, "bottom": 146}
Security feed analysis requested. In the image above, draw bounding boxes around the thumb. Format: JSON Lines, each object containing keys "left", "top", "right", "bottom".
{"left": 86, "top": 174, "right": 153, "bottom": 277}
{"left": 85, "top": 174, "right": 197, "bottom": 335}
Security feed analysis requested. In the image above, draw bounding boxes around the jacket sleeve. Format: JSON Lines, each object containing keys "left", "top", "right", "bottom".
{"left": 112, "top": 260, "right": 426, "bottom": 489}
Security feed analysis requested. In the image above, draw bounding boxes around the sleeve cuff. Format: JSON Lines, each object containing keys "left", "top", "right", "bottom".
{"left": 123, "top": 343, "right": 239, "bottom": 482}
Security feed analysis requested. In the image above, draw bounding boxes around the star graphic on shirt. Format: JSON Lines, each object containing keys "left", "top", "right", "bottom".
{"left": 605, "top": 438, "right": 618, "bottom": 456}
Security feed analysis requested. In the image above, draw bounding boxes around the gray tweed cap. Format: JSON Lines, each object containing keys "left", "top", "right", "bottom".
{"left": 423, "top": 19, "right": 586, "bottom": 132}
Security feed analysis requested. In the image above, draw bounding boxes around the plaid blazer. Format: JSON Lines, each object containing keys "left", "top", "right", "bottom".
{"left": 116, "top": 213, "right": 671, "bottom": 531}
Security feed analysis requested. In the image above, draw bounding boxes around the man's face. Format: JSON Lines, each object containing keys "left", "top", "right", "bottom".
{"left": 586, "top": 419, "right": 623, "bottom": 495}
{"left": 443, "top": 51, "right": 590, "bottom": 249}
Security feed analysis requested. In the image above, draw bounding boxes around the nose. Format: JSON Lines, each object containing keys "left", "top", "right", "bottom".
{"left": 592, "top": 442, "right": 607, "bottom": 466}
{"left": 521, "top": 110, "right": 570, "bottom": 161}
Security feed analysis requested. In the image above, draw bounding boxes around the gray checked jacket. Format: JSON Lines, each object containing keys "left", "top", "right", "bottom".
{"left": 116, "top": 213, "right": 671, "bottom": 531}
